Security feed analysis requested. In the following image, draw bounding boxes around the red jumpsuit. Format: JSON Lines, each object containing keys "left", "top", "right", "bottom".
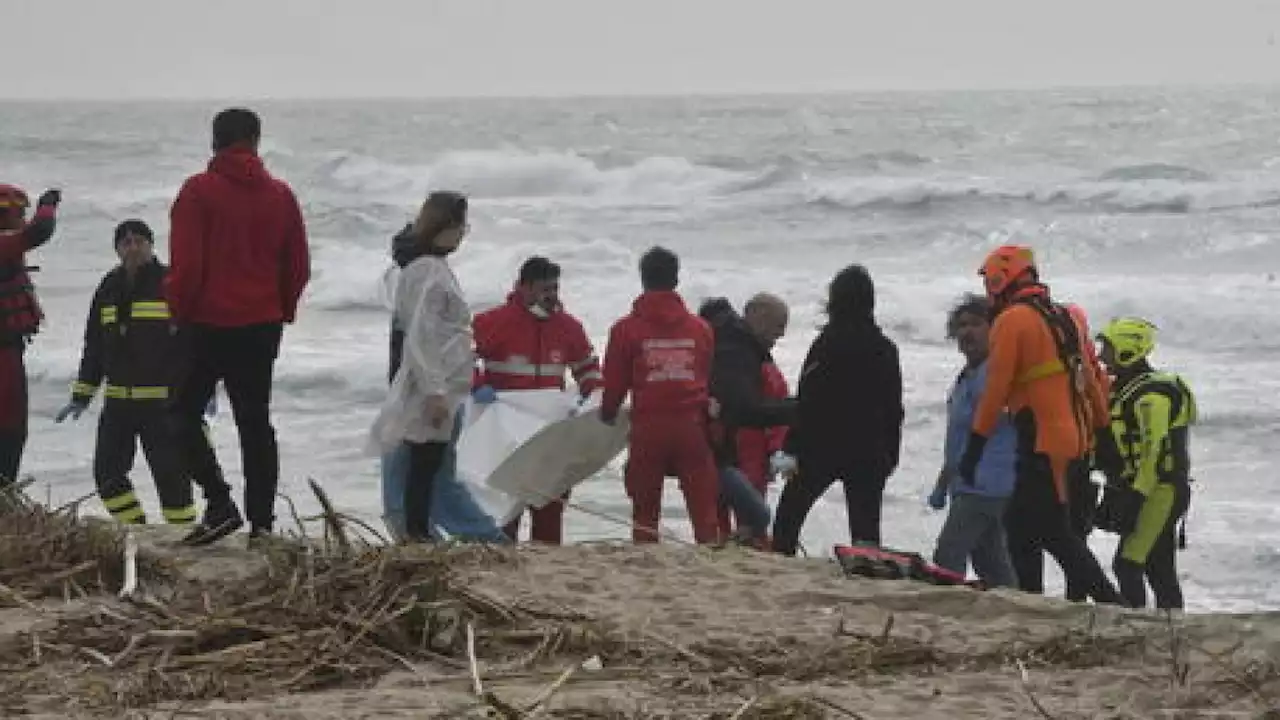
{"left": 473, "top": 292, "right": 601, "bottom": 544}
{"left": 0, "top": 190, "right": 57, "bottom": 485}
{"left": 601, "top": 291, "right": 720, "bottom": 544}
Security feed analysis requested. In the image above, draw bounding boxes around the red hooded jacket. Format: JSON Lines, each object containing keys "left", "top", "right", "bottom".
{"left": 735, "top": 361, "right": 790, "bottom": 489}
{"left": 601, "top": 291, "right": 714, "bottom": 421}
{"left": 166, "top": 147, "right": 311, "bottom": 327}
{"left": 473, "top": 292, "right": 602, "bottom": 394}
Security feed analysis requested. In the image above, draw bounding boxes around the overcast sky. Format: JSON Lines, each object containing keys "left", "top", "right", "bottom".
{"left": 7, "top": 0, "right": 1280, "bottom": 99}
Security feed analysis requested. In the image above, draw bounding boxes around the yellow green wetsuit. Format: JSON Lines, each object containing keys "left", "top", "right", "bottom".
{"left": 1101, "top": 370, "right": 1196, "bottom": 609}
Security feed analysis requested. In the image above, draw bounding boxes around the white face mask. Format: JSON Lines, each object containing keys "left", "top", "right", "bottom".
{"left": 528, "top": 303, "right": 550, "bottom": 319}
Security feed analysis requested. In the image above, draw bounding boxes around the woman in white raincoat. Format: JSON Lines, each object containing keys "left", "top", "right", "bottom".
{"left": 369, "top": 191, "right": 474, "bottom": 542}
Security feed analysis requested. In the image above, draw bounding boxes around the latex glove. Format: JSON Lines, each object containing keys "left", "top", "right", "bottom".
{"left": 769, "top": 451, "right": 797, "bottom": 478}
{"left": 928, "top": 487, "right": 948, "bottom": 511}
{"left": 957, "top": 432, "right": 987, "bottom": 486}
{"left": 472, "top": 385, "right": 498, "bottom": 405}
{"left": 36, "top": 189, "right": 61, "bottom": 208}
{"left": 54, "top": 398, "right": 89, "bottom": 423}
{"left": 707, "top": 397, "right": 722, "bottom": 419}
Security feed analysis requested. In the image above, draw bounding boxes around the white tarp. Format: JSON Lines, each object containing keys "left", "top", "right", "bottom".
{"left": 453, "top": 389, "right": 631, "bottom": 527}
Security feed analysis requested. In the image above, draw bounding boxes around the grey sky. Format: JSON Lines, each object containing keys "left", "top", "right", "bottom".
{"left": 8, "top": 0, "right": 1280, "bottom": 99}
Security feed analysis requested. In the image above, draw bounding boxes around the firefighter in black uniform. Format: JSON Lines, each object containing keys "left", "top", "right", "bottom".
{"left": 56, "top": 220, "right": 201, "bottom": 525}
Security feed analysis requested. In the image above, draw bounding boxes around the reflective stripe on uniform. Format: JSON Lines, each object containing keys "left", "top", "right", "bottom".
{"left": 578, "top": 370, "right": 603, "bottom": 382}
{"left": 103, "top": 385, "right": 169, "bottom": 400}
{"left": 100, "top": 301, "right": 171, "bottom": 324}
{"left": 485, "top": 359, "right": 567, "bottom": 377}
{"left": 162, "top": 505, "right": 198, "bottom": 524}
{"left": 71, "top": 381, "right": 99, "bottom": 397}
{"left": 101, "top": 491, "right": 146, "bottom": 524}
{"left": 130, "top": 301, "right": 170, "bottom": 320}
{"left": 1018, "top": 358, "right": 1065, "bottom": 384}
{"left": 569, "top": 356, "right": 599, "bottom": 372}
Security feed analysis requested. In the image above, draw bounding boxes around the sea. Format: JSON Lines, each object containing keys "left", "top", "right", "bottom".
{"left": 3, "top": 87, "right": 1278, "bottom": 613}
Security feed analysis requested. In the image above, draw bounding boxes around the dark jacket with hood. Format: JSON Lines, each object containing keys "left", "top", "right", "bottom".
{"left": 167, "top": 147, "right": 311, "bottom": 327}
{"left": 785, "top": 278, "right": 904, "bottom": 480}
{"left": 698, "top": 297, "right": 796, "bottom": 466}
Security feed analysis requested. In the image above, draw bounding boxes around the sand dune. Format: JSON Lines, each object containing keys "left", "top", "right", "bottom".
{"left": 0, "top": 511, "right": 1276, "bottom": 719}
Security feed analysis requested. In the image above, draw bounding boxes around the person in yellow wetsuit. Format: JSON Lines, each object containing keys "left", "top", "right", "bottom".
{"left": 958, "top": 245, "right": 1122, "bottom": 605}
{"left": 1093, "top": 317, "right": 1196, "bottom": 610}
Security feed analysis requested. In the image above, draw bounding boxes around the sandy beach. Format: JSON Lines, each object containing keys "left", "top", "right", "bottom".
{"left": 0, "top": 494, "right": 1276, "bottom": 719}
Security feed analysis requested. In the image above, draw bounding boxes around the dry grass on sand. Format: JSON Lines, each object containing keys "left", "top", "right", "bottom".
{"left": 0, "top": 481, "right": 1276, "bottom": 719}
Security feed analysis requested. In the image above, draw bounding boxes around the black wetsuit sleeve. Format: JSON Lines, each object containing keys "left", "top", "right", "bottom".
{"left": 22, "top": 213, "right": 56, "bottom": 251}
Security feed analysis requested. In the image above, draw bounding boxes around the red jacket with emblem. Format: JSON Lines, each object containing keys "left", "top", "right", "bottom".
{"left": 167, "top": 147, "right": 311, "bottom": 327}
{"left": 473, "top": 292, "right": 601, "bottom": 394}
{"left": 601, "top": 291, "right": 714, "bottom": 421}
{"left": 735, "top": 361, "right": 790, "bottom": 488}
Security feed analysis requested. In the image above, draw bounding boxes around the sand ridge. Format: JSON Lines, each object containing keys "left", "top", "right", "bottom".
{"left": 0, "top": 516, "right": 1276, "bottom": 719}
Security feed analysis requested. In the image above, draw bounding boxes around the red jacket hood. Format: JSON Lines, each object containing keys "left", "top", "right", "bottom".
{"left": 208, "top": 147, "right": 270, "bottom": 187}
{"left": 632, "top": 291, "right": 690, "bottom": 326}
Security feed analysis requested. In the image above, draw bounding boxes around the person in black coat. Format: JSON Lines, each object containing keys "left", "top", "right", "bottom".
{"left": 698, "top": 294, "right": 797, "bottom": 539}
{"left": 771, "top": 264, "right": 904, "bottom": 555}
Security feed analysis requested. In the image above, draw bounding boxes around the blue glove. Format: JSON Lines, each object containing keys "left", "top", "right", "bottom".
{"left": 928, "top": 487, "right": 947, "bottom": 510}
{"left": 55, "top": 398, "right": 89, "bottom": 423}
{"left": 472, "top": 385, "right": 498, "bottom": 405}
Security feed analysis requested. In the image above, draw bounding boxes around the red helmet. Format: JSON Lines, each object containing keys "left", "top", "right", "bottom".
{"left": 0, "top": 184, "right": 29, "bottom": 212}
{"left": 978, "top": 244, "right": 1037, "bottom": 297}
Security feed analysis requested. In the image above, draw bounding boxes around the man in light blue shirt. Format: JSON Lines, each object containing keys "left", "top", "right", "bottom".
{"left": 929, "top": 294, "right": 1017, "bottom": 587}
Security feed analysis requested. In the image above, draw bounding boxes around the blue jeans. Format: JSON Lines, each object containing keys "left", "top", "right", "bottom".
{"left": 380, "top": 407, "right": 508, "bottom": 543}
{"left": 932, "top": 493, "right": 1016, "bottom": 588}
{"left": 720, "top": 466, "right": 771, "bottom": 539}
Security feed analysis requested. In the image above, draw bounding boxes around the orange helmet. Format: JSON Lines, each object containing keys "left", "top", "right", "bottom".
{"left": 0, "top": 184, "right": 29, "bottom": 212}
{"left": 978, "top": 244, "right": 1037, "bottom": 297}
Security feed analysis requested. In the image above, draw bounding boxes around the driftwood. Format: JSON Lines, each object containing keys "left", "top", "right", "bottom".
{"left": 0, "top": 480, "right": 1273, "bottom": 718}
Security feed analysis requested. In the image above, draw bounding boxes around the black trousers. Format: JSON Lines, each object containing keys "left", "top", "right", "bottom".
{"left": 172, "top": 323, "right": 282, "bottom": 531}
{"left": 404, "top": 440, "right": 447, "bottom": 541}
{"left": 1114, "top": 483, "right": 1189, "bottom": 610}
{"left": 1062, "top": 459, "right": 1100, "bottom": 600}
{"left": 772, "top": 466, "right": 887, "bottom": 556}
{"left": 95, "top": 400, "right": 196, "bottom": 523}
{"left": 0, "top": 343, "right": 27, "bottom": 486}
{"left": 1003, "top": 451, "right": 1122, "bottom": 604}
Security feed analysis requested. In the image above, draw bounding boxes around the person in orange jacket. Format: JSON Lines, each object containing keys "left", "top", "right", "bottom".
{"left": 958, "top": 245, "right": 1122, "bottom": 605}
{"left": 599, "top": 246, "right": 720, "bottom": 544}
{"left": 472, "top": 256, "right": 601, "bottom": 544}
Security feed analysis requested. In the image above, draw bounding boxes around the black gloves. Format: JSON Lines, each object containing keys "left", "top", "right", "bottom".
{"left": 1095, "top": 485, "right": 1144, "bottom": 536}
{"left": 36, "top": 189, "right": 61, "bottom": 208}
{"left": 957, "top": 432, "right": 987, "bottom": 486}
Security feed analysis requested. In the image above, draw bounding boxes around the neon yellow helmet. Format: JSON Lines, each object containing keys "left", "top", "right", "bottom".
{"left": 1096, "top": 317, "right": 1157, "bottom": 368}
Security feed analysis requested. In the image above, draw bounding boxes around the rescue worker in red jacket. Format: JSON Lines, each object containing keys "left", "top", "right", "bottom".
{"left": 0, "top": 184, "right": 60, "bottom": 487}
{"left": 600, "top": 246, "right": 720, "bottom": 544}
{"left": 167, "top": 108, "right": 311, "bottom": 546}
{"left": 55, "top": 220, "right": 204, "bottom": 526}
{"left": 473, "top": 256, "right": 601, "bottom": 544}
